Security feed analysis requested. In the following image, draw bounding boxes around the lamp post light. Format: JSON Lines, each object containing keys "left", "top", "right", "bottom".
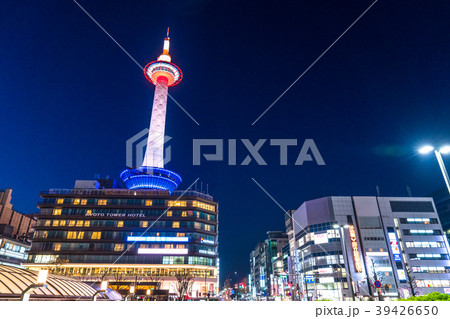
{"left": 92, "top": 280, "right": 108, "bottom": 301}
{"left": 21, "top": 269, "right": 49, "bottom": 301}
{"left": 125, "top": 285, "right": 135, "bottom": 301}
{"left": 333, "top": 224, "right": 355, "bottom": 301}
{"left": 418, "top": 145, "right": 450, "bottom": 195}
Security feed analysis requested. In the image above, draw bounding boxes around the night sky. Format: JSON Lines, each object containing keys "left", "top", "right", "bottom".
{"left": 1, "top": 0, "right": 450, "bottom": 284}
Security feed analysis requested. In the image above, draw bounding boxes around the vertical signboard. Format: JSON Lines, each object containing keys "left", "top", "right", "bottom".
{"left": 348, "top": 225, "right": 363, "bottom": 272}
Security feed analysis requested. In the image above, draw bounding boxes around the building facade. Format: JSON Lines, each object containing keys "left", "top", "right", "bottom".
{"left": 24, "top": 180, "right": 219, "bottom": 298}
{"left": 249, "top": 231, "right": 288, "bottom": 299}
{"left": 0, "top": 189, "right": 35, "bottom": 266}
{"left": 288, "top": 196, "right": 450, "bottom": 300}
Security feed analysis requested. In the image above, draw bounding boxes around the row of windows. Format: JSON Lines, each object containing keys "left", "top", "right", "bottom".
{"left": 390, "top": 201, "right": 434, "bottom": 212}
{"left": 30, "top": 254, "right": 216, "bottom": 266}
{"left": 409, "top": 253, "right": 449, "bottom": 260}
{"left": 48, "top": 198, "right": 216, "bottom": 212}
{"left": 400, "top": 218, "right": 438, "bottom": 224}
{"left": 34, "top": 241, "right": 215, "bottom": 253}
{"left": 416, "top": 279, "right": 450, "bottom": 288}
{"left": 412, "top": 266, "right": 450, "bottom": 273}
{"left": 44, "top": 264, "right": 215, "bottom": 278}
{"left": 0, "top": 241, "right": 27, "bottom": 253}
{"left": 39, "top": 219, "right": 215, "bottom": 232}
{"left": 363, "top": 237, "right": 385, "bottom": 241}
{"left": 403, "top": 229, "right": 442, "bottom": 236}
{"left": 405, "top": 241, "right": 446, "bottom": 248}
{"left": 49, "top": 208, "right": 216, "bottom": 221}
{"left": 34, "top": 230, "right": 215, "bottom": 242}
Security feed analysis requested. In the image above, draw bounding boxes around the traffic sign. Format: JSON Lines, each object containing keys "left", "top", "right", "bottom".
{"left": 374, "top": 280, "right": 382, "bottom": 288}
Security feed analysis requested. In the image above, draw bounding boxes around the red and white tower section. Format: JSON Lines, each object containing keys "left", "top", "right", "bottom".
{"left": 121, "top": 31, "right": 182, "bottom": 192}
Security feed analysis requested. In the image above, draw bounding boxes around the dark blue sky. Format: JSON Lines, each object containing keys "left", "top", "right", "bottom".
{"left": 1, "top": 0, "right": 450, "bottom": 283}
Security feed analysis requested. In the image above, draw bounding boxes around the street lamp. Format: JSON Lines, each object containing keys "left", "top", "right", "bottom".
{"left": 125, "top": 285, "right": 135, "bottom": 301}
{"left": 21, "top": 269, "right": 49, "bottom": 301}
{"left": 92, "top": 280, "right": 108, "bottom": 301}
{"left": 333, "top": 224, "right": 355, "bottom": 301}
{"left": 418, "top": 145, "right": 450, "bottom": 195}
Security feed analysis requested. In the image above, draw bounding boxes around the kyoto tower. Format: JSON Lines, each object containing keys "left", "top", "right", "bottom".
{"left": 121, "top": 29, "right": 182, "bottom": 192}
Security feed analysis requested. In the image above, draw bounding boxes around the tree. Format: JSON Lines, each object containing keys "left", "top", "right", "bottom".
{"left": 148, "top": 276, "right": 163, "bottom": 290}
{"left": 173, "top": 272, "right": 194, "bottom": 301}
{"left": 367, "top": 258, "right": 385, "bottom": 301}
{"left": 399, "top": 292, "right": 450, "bottom": 301}
{"left": 403, "top": 266, "right": 418, "bottom": 297}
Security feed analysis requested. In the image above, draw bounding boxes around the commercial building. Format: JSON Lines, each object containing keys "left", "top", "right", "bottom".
{"left": 249, "top": 231, "right": 288, "bottom": 299}
{"left": 24, "top": 180, "right": 219, "bottom": 297}
{"left": 0, "top": 189, "right": 36, "bottom": 266}
{"left": 288, "top": 196, "right": 450, "bottom": 300}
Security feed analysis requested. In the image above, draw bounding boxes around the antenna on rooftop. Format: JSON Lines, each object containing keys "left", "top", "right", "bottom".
{"left": 406, "top": 185, "right": 412, "bottom": 197}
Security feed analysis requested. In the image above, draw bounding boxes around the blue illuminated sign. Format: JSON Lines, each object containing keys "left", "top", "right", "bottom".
{"left": 127, "top": 236, "right": 189, "bottom": 242}
{"left": 305, "top": 275, "right": 315, "bottom": 284}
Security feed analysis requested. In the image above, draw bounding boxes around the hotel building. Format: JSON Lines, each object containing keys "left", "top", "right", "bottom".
{"left": 24, "top": 179, "right": 219, "bottom": 298}
{"left": 288, "top": 196, "right": 450, "bottom": 300}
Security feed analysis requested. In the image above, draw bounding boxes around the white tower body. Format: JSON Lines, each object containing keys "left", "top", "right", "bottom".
{"left": 142, "top": 76, "right": 169, "bottom": 168}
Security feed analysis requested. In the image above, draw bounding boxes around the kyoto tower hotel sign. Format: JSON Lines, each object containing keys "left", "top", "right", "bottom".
{"left": 121, "top": 29, "right": 182, "bottom": 191}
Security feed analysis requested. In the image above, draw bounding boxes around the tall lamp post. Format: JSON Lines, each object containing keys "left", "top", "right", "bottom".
{"left": 418, "top": 145, "right": 450, "bottom": 195}
{"left": 333, "top": 224, "right": 356, "bottom": 301}
{"left": 92, "top": 280, "right": 108, "bottom": 301}
{"left": 21, "top": 269, "right": 49, "bottom": 301}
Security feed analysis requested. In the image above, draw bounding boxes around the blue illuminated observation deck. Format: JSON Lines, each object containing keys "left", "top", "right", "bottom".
{"left": 120, "top": 166, "right": 182, "bottom": 193}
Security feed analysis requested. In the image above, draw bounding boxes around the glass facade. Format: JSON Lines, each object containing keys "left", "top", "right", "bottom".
{"left": 25, "top": 186, "right": 219, "bottom": 296}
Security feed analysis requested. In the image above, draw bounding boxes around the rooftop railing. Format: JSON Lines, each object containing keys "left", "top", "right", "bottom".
{"left": 42, "top": 188, "right": 214, "bottom": 201}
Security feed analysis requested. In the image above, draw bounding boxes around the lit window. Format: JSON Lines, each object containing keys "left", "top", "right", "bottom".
{"left": 177, "top": 233, "right": 185, "bottom": 237}
{"left": 173, "top": 222, "right": 180, "bottom": 228}
{"left": 53, "top": 209, "right": 62, "bottom": 215}
{"left": 74, "top": 198, "right": 81, "bottom": 205}
{"left": 67, "top": 231, "right": 76, "bottom": 239}
{"left": 164, "top": 244, "right": 174, "bottom": 249}
{"left": 114, "top": 244, "right": 124, "bottom": 251}
{"left": 205, "top": 224, "right": 211, "bottom": 231}
{"left": 194, "top": 222, "right": 201, "bottom": 229}
{"left": 77, "top": 232, "right": 84, "bottom": 239}
{"left": 91, "top": 232, "right": 101, "bottom": 239}
{"left": 117, "top": 221, "right": 124, "bottom": 227}
{"left": 76, "top": 220, "right": 84, "bottom": 227}
{"left": 176, "top": 244, "right": 185, "bottom": 249}
{"left": 81, "top": 199, "right": 87, "bottom": 205}
{"left": 192, "top": 201, "right": 215, "bottom": 212}
{"left": 140, "top": 221, "right": 148, "bottom": 228}
{"left": 60, "top": 220, "right": 66, "bottom": 226}
{"left": 98, "top": 199, "right": 107, "bottom": 205}
{"left": 54, "top": 243, "right": 61, "bottom": 251}
{"left": 57, "top": 198, "right": 64, "bottom": 204}
{"left": 52, "top": 220, "right": 59, "bottom": 226}
{"left": 41, "top": 231, "right": 48, "bottom": 239}
{"left": 68, "top": 220, "right": 76, "bottom": 227}
{"left": 145, "top": 200, "right": 152, "bottom": 206}
{"left": 167, "top": 211, "right": 172, "bottom": 217}
{"left": 86, "top": 210, "right": 92, "bottom": 216}
{"left": 168, "top": 200, "right": 186, "bottom": 207}
{"left": 84, "top": 220, "right": 90, "bottom": 227}
{"left": 44, "top": 220, "right": 51, "bottom": 226}
{"left": 182, "top": 211, "right": 187, "bottom": 217}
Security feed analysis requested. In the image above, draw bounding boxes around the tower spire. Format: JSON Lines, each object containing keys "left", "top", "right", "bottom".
{"left": 158, "top": 29, "right": 171, "bottom": 62}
